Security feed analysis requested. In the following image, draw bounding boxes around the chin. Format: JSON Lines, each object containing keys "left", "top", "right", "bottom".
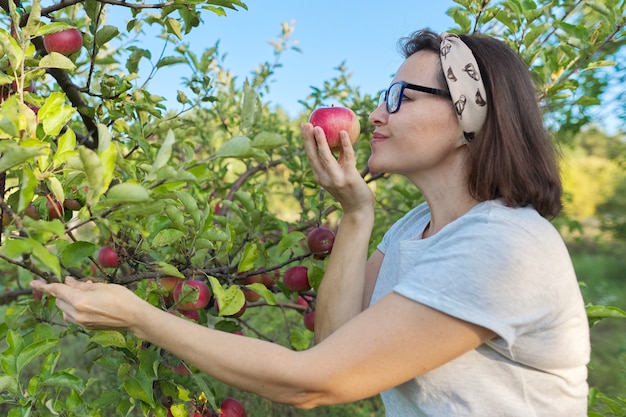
{"left": 367, "top": 157, "right": 387, "bottom": 175}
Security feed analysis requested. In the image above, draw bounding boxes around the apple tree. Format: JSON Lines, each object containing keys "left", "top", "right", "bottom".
{"left": 0, "top": 0, "right": 623, "bottom": 416}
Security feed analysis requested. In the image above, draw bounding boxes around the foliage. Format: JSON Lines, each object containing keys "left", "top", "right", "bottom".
{"left": 448, "top": 0, "right": 626, "bottom": 135}
{"left": 0, "top": 0, "right": 623, "bottom": 416}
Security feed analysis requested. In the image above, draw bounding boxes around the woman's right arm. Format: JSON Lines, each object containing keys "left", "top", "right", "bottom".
{"left": 301, "top": 123, "right": 381, "bottom": 342}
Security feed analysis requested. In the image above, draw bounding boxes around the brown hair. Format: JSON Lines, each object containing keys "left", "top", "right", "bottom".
{"left": 399, "top": 30, "right": 563, "bottom": 218}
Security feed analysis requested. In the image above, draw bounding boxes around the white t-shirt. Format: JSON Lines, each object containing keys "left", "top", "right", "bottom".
{"left": 372, "top": 200, "right": 590, "bottom": 417}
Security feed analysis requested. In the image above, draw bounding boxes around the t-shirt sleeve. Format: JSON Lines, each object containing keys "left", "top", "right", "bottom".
{"left": 392, "top": 212, "right": 565, "bottom": 348}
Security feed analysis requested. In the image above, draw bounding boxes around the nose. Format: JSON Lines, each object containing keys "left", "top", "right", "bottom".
{"left": 369, "top": 102, "right": 387, "bottom": 126}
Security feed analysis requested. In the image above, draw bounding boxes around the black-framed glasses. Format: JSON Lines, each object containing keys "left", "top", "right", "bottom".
{"left": 378, "top": 81, "right": 451, "bottom": 114}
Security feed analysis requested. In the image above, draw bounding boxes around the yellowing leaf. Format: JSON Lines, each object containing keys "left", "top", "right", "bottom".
{"left": 39, "top": 52, "right": 76, "bottom": 70}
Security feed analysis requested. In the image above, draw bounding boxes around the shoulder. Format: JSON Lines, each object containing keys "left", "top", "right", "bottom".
{"left": 451, "top": 200, "right": 560, "bottom": 243}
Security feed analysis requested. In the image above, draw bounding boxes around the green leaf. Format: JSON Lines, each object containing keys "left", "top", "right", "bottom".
{"left": 0, "top": 330, "right": 22, "bottom": 378}
{"left": 214, "top": 284, "right": 245, "bottom": 317}
{"left": 165, "top": 18, "right": 182, "bottom": 40}
{"left": 23, "top": 0, "right": 42, "bottom": 38}
{"left": 208, "top": 276, "right": 224, "bottom": 300}
{"left": 36, "top": 22, "right": 76, "bottom": 37}
{"left": 60, "top": 241, "right": 96, "bottom": 267}
{"left": 153, "top": 261, "right": 184, "bottom": 278}
{"left": 237, "top": 242, "right": 260, "bottom": 272}
{"left": 91, "top": 331, "right": 127, "bottom": 348}
{"left": 16, "top": 339, "right": 60, "bottom": 378}
{"left": 18, "top": 168, "right": 38, "bottom": 213}
{"left": 96, "top": 123, "right": 112, "bottom": 153}
{"left": 39, "top": 52, "right": 77, "bottom": 70}
{"left": 27, "top": 237, "right": 62, "bottom": 277}
{"left": 152, "top": 229, "right": 185, "bottom": 247}
{"left": 79, "top": 146, "right": 103, "bottom": 206}
{"left": 95, "top": 25, "right": 119, "bottom": 47}
{"left": 47, "top": 176, "right": 65, "bottom": 203}
{"left": 156, "top": 56, "right": 187, "bottom": 68}
{"left": 241, "top": 79, "right": 258, "bottom": 133}
{"left": 446, "top": 7, "right": 472, "bottom": 33}
{"left": 586, "top": 304, "right": 626, "bottom": 327}
{"left": 148, "top": 129, "right": 176, "bottom": 180}
{"left": 307, "top": 264, "right": 325, "bottom": 293}
{"left": 174, "top": 190, "right": 201, "bottom": 227}
{"left": 0, "top": 142, "right": 47, "bottom": 172}
{"left": 0, "top": 28, "right": 24, "bottom": 73}
{"left": 216, "top": 135, "right": 253, "bottom": 158}
{"left": 583, "top": 60, "right": 617, "bottom": 71}
{"left": 216, "top": 135, "right": 272, "bottom": 162}
{"left": 100, "top": 143, "right": 117, "bottom": 193}
{"left": 290, "top": 327, "right": 312, "bottom": 351}
{"left": 233, "top": 190, "right": 255, "bottom": 213}
{"left": 245, "top": 283, "right": 276, "bottom": 305}
{"left": 39, "top": 92, "right": 77, "bottom": 136}
{"left": 238, "top": 242, "right": 259, "bottom": 272}
{"left": 277, "top": 231, "right": 306, "bottom": 256}
{"left": 40, "top": 371, "right": 85, "bottom": 392}
{"left": 106, "top": 183, "right": 151, "bottom": 203}
{"left": 0, "top": 375, "right": 17, "bottom": 395}
{"left": 251, "top": 131, "right": 286, "bottom": 149}
{"left": 53, "top": 128, "right": 78, "bottom": 167}
{"left": 123, "top": 370, "right": 156, "bottom": 407}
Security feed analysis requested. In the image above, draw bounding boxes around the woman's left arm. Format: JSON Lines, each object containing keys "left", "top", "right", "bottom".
{"left": 31, "top": 278, "right": 495, "bottom": 410}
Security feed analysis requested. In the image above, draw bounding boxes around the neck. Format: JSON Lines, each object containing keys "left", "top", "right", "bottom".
{"left": 422, "top": 190, "right": 479, "bottom": 238}
{"left": 421, "top": 182, "right": 479, "bottom": 237}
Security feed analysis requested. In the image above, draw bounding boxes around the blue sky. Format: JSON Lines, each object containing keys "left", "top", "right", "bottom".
{"left": 107, "top": 1, "right": 457, "bottom": 117}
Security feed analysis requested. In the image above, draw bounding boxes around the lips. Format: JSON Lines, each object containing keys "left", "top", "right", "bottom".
{"left": 371, "top": 131, "right": 388, "bottom": 144}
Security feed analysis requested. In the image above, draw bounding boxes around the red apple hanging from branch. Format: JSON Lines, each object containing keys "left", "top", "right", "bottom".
{"left": 43, "top": 28, "right": 83, "bottom": 56}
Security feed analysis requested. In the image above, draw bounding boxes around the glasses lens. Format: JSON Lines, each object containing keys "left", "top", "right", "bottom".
{"left": 387, "top": 83, "right": 402, "bottom": 113}
{"left": 378, "top": 90, "right": 387, "bottom": 107}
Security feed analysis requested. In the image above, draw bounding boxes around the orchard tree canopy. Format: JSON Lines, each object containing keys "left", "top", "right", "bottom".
{"left": 0, "top": 0, "right": 624, "bottom": 416}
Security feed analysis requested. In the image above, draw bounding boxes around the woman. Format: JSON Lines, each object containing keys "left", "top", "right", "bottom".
{"left": 31, "top": 29, "right": 590, "bottom": 416}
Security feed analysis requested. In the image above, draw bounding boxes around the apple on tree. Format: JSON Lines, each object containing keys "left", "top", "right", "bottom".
{"left": 306, "top": 226, "right": 336, "bottom": 258}
{"left": 304, "top": 310, "right": 315, "bottom": 332}
{"left": 45, "top": 195, "right": 64, "bottom": 220}
{"left": 97, "top": 246, "right": 118, "bottom": 268}
{"left": 173, "top": 280, "right": 212, "bottom": 311}
{"left": 283, "top": 265, "right": 311, "bottom": 292}
{"left": 308, "top": 106, "right": 360, "bottom": 151}
{"left": 159, "top": 276, "right": 183, "bottom": 293}
{"left": 241, "top": 287, "right": 260, "bottom": 302}
{"left": 24, "top": 203, "right": 41, "bottom": 220}
{"left": 238, "top": 268, "right": 278, "bottom": 289}
{"left": 219, "top": 397, "right": 246, "bottom": 417}
{"left": 43, "top": 28, "right": 83, "bottom": 56}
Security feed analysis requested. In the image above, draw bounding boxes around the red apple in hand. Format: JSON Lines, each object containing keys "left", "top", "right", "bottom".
{"left": 307, "top": 226, "right": 336, "bottom": 257}
{"left": 43, "top": 28, "right": 83, "bottom": 56}
{"left": 173, "top": 280, "right": 212, "bottom": 310}
{"left": 308, "top": 106, "right": 360, "bottom": 151}
{"left": 283, "top": 265, "right": 311, "bottom": 292}
{"left": 97, "top": 246, "right": 118, "bottom": 268}
{"left": 219, "top": 397, "right": 246, "bottom": 417}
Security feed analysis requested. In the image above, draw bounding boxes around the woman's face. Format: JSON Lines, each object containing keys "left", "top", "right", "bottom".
{"left": 368, "top": 50, "right": 464, "bottom": 181}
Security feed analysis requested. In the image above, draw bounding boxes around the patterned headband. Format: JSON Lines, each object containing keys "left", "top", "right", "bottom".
{"left": 439, "top": 32, "right": 488, "bottom": 143}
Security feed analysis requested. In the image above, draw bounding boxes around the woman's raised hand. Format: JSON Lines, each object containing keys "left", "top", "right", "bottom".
{"left": 301, "top": 123, "right": 374, "bottom": 215}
